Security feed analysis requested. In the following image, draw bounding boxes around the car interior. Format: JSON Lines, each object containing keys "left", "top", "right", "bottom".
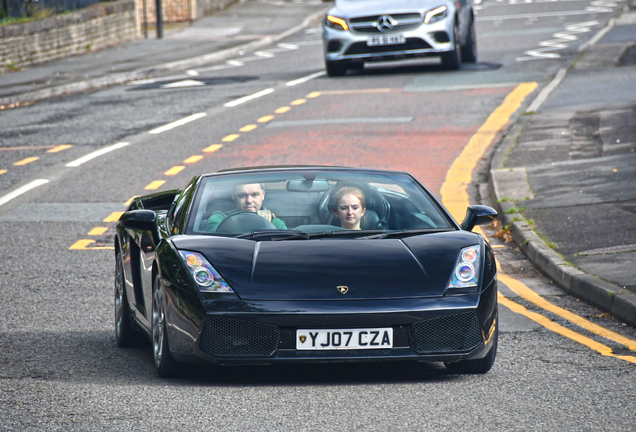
{"left": 190, "top": 176, "right": 452, "bottom": 235}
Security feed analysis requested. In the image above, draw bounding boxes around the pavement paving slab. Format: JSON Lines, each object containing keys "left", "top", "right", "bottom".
{"left": 488, "top": 10, "right": 636, "bottom": 324}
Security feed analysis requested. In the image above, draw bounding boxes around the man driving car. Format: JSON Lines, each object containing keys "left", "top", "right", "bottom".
{"left": 206, "top": 183, "right": 287, "bottom": 232}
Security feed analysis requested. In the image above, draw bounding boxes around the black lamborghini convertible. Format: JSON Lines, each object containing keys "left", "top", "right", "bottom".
{"left": 115, "top": 166, "right": 498, "bottom": 377}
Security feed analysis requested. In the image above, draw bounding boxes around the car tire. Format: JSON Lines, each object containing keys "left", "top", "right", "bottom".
{"left": 460, "top": 18, "right": 477, "bottom": 63}
{"left": 152, "top": 274, "right": 178, "bottom": 378}
{"left": 115, "top": 250, "right": 138, "bottom": 348}
{"left": 441, "top": 24, "right": 461, "bottom": 70}
{"left": 445, "top": 319, "right": 498, "bottom": 374}
{"left": 325, "top": 60, "right": 348, "bottom": 77}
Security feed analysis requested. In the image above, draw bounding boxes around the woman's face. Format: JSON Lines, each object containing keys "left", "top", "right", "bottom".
{"left": 336, "top": 194, "right": 366, "bottom": 230}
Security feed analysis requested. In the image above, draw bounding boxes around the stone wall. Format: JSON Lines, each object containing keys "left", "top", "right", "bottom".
{"left": 0, "top": 0, "right": 138, "bottom": 73}
{"left": 135, "top": 0, "right": 236, "bottom": 29}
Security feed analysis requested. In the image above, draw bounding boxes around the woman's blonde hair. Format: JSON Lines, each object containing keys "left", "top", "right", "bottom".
{"left": 333, "top": 186, "right": 366, "bottom": 209}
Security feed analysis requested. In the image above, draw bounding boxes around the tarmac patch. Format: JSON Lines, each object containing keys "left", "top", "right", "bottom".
{"left": 402, "top": 68, "right": 547, "bottom": 93}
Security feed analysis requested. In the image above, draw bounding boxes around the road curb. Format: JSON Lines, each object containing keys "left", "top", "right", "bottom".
{"left": 488, "top": 124, "right": 636, "bottom": 328}
{"left": 0, "top": 7, "right": 328, "bottom": 106}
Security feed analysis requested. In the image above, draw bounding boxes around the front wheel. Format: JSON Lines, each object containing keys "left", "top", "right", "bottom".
{"left": 440, "top": 24, "right": 461, "bottom": 70}
{"left": 445, "top": 319, "right": 498, "bottom": 374}
{"left": 325, "top": 60, "right": 348, "bottom": 77}
{"left": 460, "top": 18, "right": 477, "bottom": 63}
{"left": 115, "top": 250, "right": 138, "bottom": 348}
{"left": 152, "top": 274, "right": 178, "bottom": 378}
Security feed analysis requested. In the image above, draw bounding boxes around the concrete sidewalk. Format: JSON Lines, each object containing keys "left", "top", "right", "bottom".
{"left": 0, "top": 0, "right": 328, "bottom": 106}
{"left": 488, "top": 9, "right": 636, "bottom": 326}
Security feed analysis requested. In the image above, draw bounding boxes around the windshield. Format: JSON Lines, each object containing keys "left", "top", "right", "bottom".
{"left": 186, "top": 169, "right": 455, "bottom": 238}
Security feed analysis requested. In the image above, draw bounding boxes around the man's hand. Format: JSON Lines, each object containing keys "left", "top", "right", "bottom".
{"left": 257, "top": 209, "right": 275, "bottom": 222}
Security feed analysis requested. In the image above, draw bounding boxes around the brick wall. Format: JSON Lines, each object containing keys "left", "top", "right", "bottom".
{"left": 0, "top": 0, "right": 138, "bottom": 73}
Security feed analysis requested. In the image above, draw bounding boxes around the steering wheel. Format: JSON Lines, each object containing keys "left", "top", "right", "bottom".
{"left": 215, "top": 211, "right": 276, "bottom": 234}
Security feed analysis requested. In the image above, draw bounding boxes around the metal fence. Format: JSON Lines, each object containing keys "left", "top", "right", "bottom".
{"left": 2, "top": 0, "right": 105, "bottom": 19}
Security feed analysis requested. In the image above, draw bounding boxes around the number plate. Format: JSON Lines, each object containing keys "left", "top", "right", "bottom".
{"left": 367, "top": 34, "right": 405, "bottom": 47}
{"left": 296, "top": 328, "right": 393, "bottom": 350}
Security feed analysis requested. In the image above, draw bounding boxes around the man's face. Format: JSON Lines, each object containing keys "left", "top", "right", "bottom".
{"left": 232, "top": 184, "right": 265, "bottom": 213}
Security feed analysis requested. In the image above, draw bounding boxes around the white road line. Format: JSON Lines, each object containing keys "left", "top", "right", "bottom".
{"left": 516, "top": 21, "right": 598, "bottom": 60}
{"left": 225, "top": 88, "right": 275, "bottom": 107}
{"left": 0, "top": 179, "right": 49, "bottom": 207}
{"left": 526, "top": 68, "right": 568, "bottom": 113}
{"left": 286, "top": 71, "right": 326, "bottom": 87}
{"left": 578, "top": 17, "right": 616, "bottom": 51}
{"left": 278, "top": 43, "right": 299, "bottom": 50}
{"left": 66, "top": 142, "right": 130, "bottom": 167}
{"left": 289, "top": 40, "right": 323, "bottom": 46}
{"left": 196, "top": 64, "right": 240, "bottom": 73}
{"left": 477, "top": 10, "right": 612, "bottom": 21}
{"left": 148, "top": 113, "right": 207, "bottom": 135}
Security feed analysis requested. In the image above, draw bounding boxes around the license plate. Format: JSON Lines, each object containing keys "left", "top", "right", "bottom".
{"left": 296, "top": 328, "right": 393, "bottom": 350}
{"left": 367, "top": 34, "right": 405, "bottom": 47}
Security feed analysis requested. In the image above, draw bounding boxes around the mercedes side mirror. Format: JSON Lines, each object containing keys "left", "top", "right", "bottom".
{"left": 460, "top": 205, "right": 497, "bottom": 231}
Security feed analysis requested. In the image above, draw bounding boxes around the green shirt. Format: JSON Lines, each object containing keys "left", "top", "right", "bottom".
{"left": 206, "top": 210, "right": 287, "bottom": 232}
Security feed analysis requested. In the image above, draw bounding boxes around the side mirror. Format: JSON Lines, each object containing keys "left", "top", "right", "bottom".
{"left": 119, "top": 209, "right": 156, "bottom": 231}
{"left": 460, "top": 205, "right": 497, "bottom": 231}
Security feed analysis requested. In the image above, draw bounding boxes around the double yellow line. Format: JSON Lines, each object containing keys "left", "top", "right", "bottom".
{"left": 441, "top": 82, "right": 636, "bottom": 364}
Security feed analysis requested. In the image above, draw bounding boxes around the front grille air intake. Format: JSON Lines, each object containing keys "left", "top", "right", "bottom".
{"left": 200, "top": 317, "right": 280, "bottom": 357}
{"left": 350, "top": 13, "right": 422, "bottom": 34}
{"left": 410, "top": 312, "right": 482, "bottom": 354}
{"left": 344, "top": 38, "right": 432, "bottom": 56}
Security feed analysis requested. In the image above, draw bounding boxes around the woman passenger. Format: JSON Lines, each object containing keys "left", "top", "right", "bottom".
{"left": 334, "top": 187, "right": 366, "bottom": 230}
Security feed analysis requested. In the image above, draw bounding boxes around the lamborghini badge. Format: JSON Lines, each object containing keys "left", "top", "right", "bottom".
{"left": 337, "top": 286, "right": 349, "bottom": 294}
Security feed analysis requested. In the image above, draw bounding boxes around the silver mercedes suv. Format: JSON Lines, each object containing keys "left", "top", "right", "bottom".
{"left": 322, "top": 0, "right": 476, "bottom": 76}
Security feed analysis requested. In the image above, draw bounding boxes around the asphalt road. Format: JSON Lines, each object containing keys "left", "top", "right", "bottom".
{"left": 1, "top": 1, "right": 636, "bottom": 430}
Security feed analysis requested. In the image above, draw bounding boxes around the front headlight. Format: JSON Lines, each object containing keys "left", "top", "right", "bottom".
{"left": 179, "top": 250, "right": 233, "bottom": 293}
{"left": 424, "top": 6, "right": 448, "bottom": 24}
{"left": 447, "top": 245, "right": 481, "bottom": 291}
{"left": 325, "top": 15, "right": 349, "bottom": 31}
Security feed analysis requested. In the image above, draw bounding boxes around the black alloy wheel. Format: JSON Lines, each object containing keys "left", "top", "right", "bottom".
{"left": 441, "top": 23, "right": 461, "bottom": 70}
{"left": 115, "top": 250, "right": 138, "bottom": 347}
{"left": 460, "top": 17, "right": 477, "bottom": 63}
{"left": 445, "top": 318, "right": 498, "bottom": 374}
{"left": 152, "top": 274, "right": 178, "bottom": 378}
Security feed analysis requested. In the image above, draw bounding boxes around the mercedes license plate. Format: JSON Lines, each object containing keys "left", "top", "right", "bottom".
{"left": 296, "top": 328, "right": 393, "bottom": 350}
{"left": 367, "top": 34, "right": 405, "bottom": 47}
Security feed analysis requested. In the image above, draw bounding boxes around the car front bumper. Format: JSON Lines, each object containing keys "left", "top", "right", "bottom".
{"left": 165, "top": 280, "right": 498, "bottom": 366}
{"left": 323, "top": 15, "right": 455, "bottom": 63}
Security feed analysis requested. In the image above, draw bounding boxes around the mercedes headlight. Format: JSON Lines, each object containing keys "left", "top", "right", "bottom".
{"left": 424, "top": 6, "right": 448, "bottom": 24}
{"left": 325, "top": 15, "right": 349, "bottom": 31}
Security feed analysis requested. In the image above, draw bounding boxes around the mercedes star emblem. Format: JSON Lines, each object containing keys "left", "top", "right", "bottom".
{"left": 376, "top": 15, "right": 396, "bottom": 32}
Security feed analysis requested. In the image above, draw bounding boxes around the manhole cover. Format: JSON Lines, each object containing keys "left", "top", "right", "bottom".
{"left": 129, "top": 76, "right": 258, "bottom": 90}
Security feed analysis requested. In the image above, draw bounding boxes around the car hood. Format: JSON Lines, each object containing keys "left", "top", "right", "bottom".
{"left": 331, "top": 0, "right": 447, "bottom": 18}
{"left": 172, "top": 231, "right": 480, "bottom": 301}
